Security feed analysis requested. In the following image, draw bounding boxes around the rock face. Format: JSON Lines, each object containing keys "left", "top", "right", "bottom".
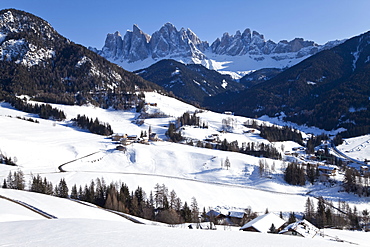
{"left": 100, "top": 23, "right": 209, "bottom": 63}
{"left": 97, "top": 24, "right": 344, "bottom": 71}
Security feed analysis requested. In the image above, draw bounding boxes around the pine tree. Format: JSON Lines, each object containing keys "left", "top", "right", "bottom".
{"left": 224, "top": 157, "right": 231, "bottom": 170}
{"left": 269, "top": 223, "right": 276, "bottom": 233}
{"left": 316, "top": 197, "right": 327, "bottom": 228}
{"left": 56, "top": 178, "right": 69, "bottom": 198}
{"left": 70, "top": 184, "right": 78, "bottom": 199}
{"left": 190, "top": 197, "right": 199, "bottom": 222}
{"left": 181, "top": 201, "right": 192, "bottom": 223}
{"left": 304, "top": 197, "right": 315, "bottom": 222}
{"left": 2, "top": 179, "right": 7, "bottom": 188}
{"left": 288, "top": 212, "right": 296, "bottom": 224}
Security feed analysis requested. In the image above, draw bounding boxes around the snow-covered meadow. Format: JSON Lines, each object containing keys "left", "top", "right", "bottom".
{"left": 1, "top": 189, "right": 369, "bottom": 247}
{"left": 0, "top": 92, "right": 369, "bottom": 246}
{"left": 1, "top": 92, "right": 369, "bottom": 211}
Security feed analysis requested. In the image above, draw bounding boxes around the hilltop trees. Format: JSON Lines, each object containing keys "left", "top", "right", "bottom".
{"left": 5, "top": 170, "right": 25, "bottom": 190}
{"left": 166, "top": 123, "right": 183, "bottom": 142}
{"left": 283, "top": 162, "right": 320, "bottom": 186}
{"left": 6, "top": 96, "right": 66, "bottom": 121}
{"left": 72, "top": 114, "right": 113, "bottom": 136}
{"left": 343, "top": 167, "right": 370, "bottom": 197}
{"left": 284, "top": 162, "right": 306, "bottom": 186}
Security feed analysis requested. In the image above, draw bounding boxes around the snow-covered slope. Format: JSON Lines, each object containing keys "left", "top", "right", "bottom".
{"left": 337, "top": 134, "right": 370, "bottom": 162}
{"left": 1, "top": 92, "right": 370, "bottom": 246}
{"left": 0, "top": 92, "right": 369, "bottom": 213}
{"left": 1, "top": 189, "right": 369, "bottom": 247}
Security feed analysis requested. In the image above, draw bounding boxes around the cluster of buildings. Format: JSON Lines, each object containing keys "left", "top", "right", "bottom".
{"left": 205, "top": 210, "right": 320, "bottom": 238}
{"left": 112, "top": 131, "right": 161, "bottom": 151}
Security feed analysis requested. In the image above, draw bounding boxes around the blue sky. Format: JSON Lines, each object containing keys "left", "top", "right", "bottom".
{"left": 2, "top": 0, "right": 370, "bottom": 49}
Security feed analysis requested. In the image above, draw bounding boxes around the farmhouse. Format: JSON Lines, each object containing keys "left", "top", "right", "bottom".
{"left": 240, "top": 213, "right": 285, "bottom": 233}
{"left": 318, "top": 165, "right": 336, "bottom": 176}
{"left": 149, "top": 132, "right": 161, "bottom": 141}
{"left": 205, "top": 210, "right": 246, "bottom": 226}
{"left": 279, "top": 219, "right": 319, "bottom": 238}
{"left": 112, "top": 134, "right": 127, "bottom": 142}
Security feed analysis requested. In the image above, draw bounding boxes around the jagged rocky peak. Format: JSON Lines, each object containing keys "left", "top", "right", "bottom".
{"left": 210, "top": 28, "right": 324, "bottom": 56}
{"left": 102, "top": 31, "right": 124, "bottom": 59}
{"left": 101, "top": 22, "right": 208, "bottom": 62}
{"left": 150, "top": 23, "right": 208, "bottom": 59}
{"left": 98, "top": 22, "right": 344, "bottom": 69}
{"left": 210, "top": 28, "right": 268, "bottom": 56}
{"left": 125, "top": 24, "right": 151, "bottom": 62}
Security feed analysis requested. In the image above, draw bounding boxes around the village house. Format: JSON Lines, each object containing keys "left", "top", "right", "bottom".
{"left": 112, "top": 134, "right": 127, "bottom": 142}
{"left": 279, "top": 219, "right": 319, "bottom": 238}
{"left": 204, "top": 134, "right": 220, "bottom": 143}
{"left": 205, "top": 209, "right": 246, "bottom": 226}
{"left": 149, "top": 132, "right": 160, "bottom": 141}
{"left": 318, "top": 165, "right": 337, "bottom": 176}
{"left": 360, "top": 165, "right": 369, "bottom": 175}
{"left": 240, "top": 213, "right": 285, "bottom": 233}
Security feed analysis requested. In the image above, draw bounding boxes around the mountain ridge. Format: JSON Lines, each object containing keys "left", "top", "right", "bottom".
{"left": 205, "top": 31, "right": 370, "bottom": 136}
{"left": 95, "top": 23, "right": 344, "bottom": 74}
{"left": 135, "top": 59, "right": 244, "bottom": 105}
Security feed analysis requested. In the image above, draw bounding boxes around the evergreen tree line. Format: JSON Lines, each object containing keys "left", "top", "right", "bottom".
{"left": 6, "top": 96, "right": 66, "bottom": 121}
{"left": 176, "top": 111, "right": 208, "bottom": 129}
{"left": 185, "top": 138, "right": 282, "bottom": 160}
{"left": 166, "top": 111, "right": 207, "bottom": 142}
{"left": 343, "top": 167, "right": 370, "bottom": 197}
{"left": 340, "top": 125, "right": 370, "bottom": 139}
{"left": 239, "top": 141, "right": 282, "bottom": 160}
{"left": 2, "top": 173, "right": 200, "bottom": 225}
{"left": 244, "top": 120, "right": 304, "bottom": 145}
{"left": 305, "top": 133, "right": 329, "bottom": 154}
{"left": 304, "top": 196, "right": 369, "bottom": 230}
{"left": 2, "top": 171, "right": 26, "bottom": 190}
{"left": 166, "top": 123, "right": 183, "bottom": 142}
{"left": 14, "top": 116, "right": 40, "bottom": 123}
{"left": 284, "top": 162, "right": 319, "bottom": 186}
{"left": 72, "top": 114, "right": 113, "bottom": 136}
{"left": 0, "top": 154, "right": 17, "bottom": 166}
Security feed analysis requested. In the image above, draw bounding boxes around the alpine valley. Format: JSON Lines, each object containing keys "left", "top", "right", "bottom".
{"left": 1, "top": 8, "right": 370, "bottom": 247}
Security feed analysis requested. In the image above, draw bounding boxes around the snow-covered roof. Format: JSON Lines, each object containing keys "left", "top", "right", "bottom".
{"left": 228, "top": 211, "right": 245, "bottom": 219}
{"left": 240, "top": 213, "right": 285, "bottom": 233}
{"left": 206, "top": 209, "right": 221, "bottom": 218}
{"left": 318, "top": 165, "right": 336, "bottom": 171}
{"left": 279, "top": 219, "right": 319, "bottom": 238}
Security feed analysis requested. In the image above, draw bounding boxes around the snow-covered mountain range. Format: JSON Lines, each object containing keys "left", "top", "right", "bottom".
{"left": 94, "top": 23, "right": 344, "bottom": 76}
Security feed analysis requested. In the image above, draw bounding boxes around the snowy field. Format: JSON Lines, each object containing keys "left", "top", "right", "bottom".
{"left": 0, "top": 189, "right": 368, "bottom": 247}
{"left": 1, "top": 92, "right": 370, "bottom": 246}
{"left": 1, "top": 92, "right": 369, "bottom": 213}
{"left": 337, "top": 134, "right": 370, "bottom": 162}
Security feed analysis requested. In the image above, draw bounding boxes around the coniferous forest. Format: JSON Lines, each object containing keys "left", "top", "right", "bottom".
{"left": 72, "top": 114, "right": 113, "bottom": 136}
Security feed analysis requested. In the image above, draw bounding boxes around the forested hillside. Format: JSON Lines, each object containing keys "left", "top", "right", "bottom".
{"left": 206, "top": 31, "right": 370, "bottom": 137}
{"left": 0, "top": 9, "right": 163, "bottom": 109}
